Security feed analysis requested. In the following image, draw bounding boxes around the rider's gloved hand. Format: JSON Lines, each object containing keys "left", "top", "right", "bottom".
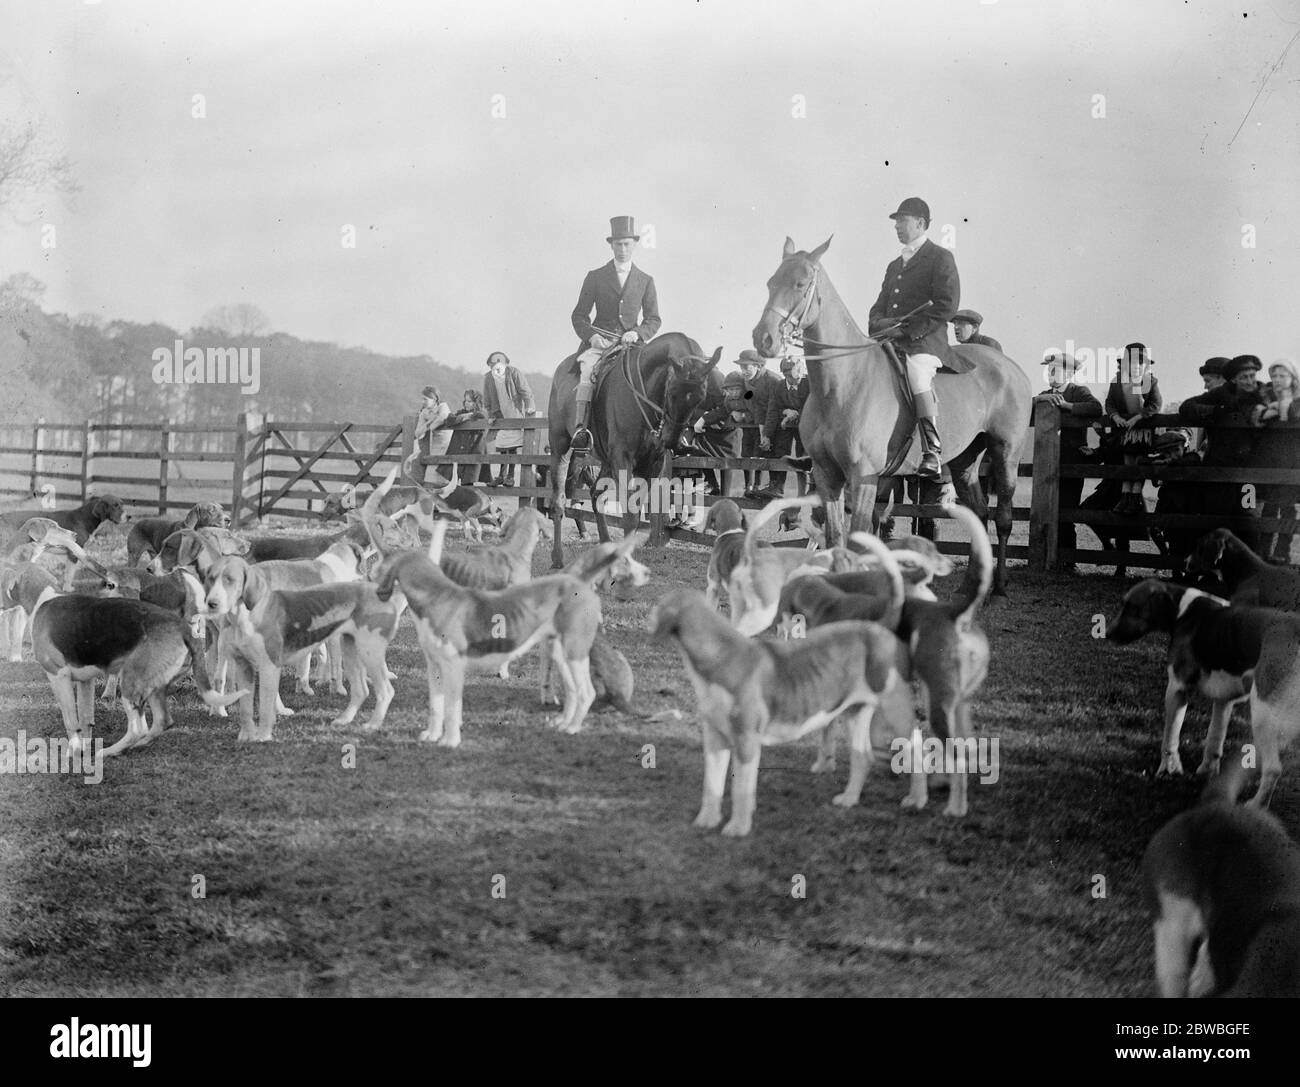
{"left": 621, "top": 331, "right": 640, "bottom": 345}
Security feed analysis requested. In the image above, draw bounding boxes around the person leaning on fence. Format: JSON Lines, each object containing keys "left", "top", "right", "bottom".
{"left": 757, "top": 356, "right": 810, "bottom": 499}
{"left": 482, "top": 351, "right": 537, "bottom": 489}
{"left": 1036, "top": 351, "right": 1102, "bottom": 560}
{"left": 1105, "top": 343, "right": 1162, "bottom": 515}
{"left": 1253, "top": 358, "right": 1300, "bottom": 561}
{"left": 736, "top": 349, "right": 780, "bottom": 498}
{"left": 692, "top": 370, "right": 748, "bottom": 497}
{"left": 446, "top": 389, "right": 489, "bottom": 484}
{"left": 1179, "top": 354, "right": 1271, "bottom": 552}
{"left": 413, "top": 385, "right": 452, "bottom": 484}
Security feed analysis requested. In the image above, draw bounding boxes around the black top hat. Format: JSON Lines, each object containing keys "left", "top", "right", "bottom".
{"left": 888, "top": 197, "right": 931, "bottom": 222}
{"left": 606, "top": 216, "right": 640, "bottom": 242}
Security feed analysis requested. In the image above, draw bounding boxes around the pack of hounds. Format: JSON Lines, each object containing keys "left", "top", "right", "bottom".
{"left": 2, "top": 474, "right": 1299, "bottom": 998}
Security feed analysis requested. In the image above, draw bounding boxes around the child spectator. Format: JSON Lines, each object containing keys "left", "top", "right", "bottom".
{"left": 1036, "top": 351, "right": 1102, "bottom": 559}
{"left": 482, "top": 351, "right": 537, "bottom": 489}
{"left": 1105, "top": 343, "right": 1162, "bottom": 515}
{"left": 413, "top": 385, "right": 452, "bottom": 484}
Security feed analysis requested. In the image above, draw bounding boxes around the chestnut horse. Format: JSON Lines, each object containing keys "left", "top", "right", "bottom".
{"left": 752, "top": 237, "right": 1031, "bottom": 595}
{"left": 547, "top": 333, "right": 721, "bottom": 568}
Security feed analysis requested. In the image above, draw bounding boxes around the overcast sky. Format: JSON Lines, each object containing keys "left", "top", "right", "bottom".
{"left": 2, "top": 0, "right": 1297, "bottom": 405}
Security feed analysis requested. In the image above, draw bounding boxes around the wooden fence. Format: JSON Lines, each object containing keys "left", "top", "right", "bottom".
{"left": 1, "top": 408, "right": 1296, "bottom": 571}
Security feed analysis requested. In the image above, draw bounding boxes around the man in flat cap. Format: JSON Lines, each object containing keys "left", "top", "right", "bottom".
{"left": 568, "top": 215, "right": 662, "bottom": 453}
{"left": 758, "top": 356, "right": 810, "bottom": 498}
{"left": 951, "top": 310, "right": 1002, "bottom": 352}
{"left": 868, "top": 197, "right": 972, "bottom": 480}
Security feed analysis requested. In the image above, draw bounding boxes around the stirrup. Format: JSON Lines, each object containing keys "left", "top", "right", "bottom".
{"left": 571, "top": 427, "right": 592, "bottom": 453}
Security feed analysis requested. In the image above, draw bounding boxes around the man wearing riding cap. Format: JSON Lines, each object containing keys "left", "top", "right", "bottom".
{"left": 569, "top": 215, "right": 662, "bottom": 453}
{"left": 867, "top": 197, "right": 972, "bottom": 480}
{"left": 951, "top": 309, "right": 1002, "bottom": 352}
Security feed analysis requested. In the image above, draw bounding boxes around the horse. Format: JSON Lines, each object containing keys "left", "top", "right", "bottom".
{"left": 751, "top": 237, "right": 1032, "bottom": 596}
{"left": 547, "top": 333, "right": 722, "bottom": 568}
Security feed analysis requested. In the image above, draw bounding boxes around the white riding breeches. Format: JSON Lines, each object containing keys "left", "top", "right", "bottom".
{"left": 904, "top": 352, "right": 942, "bottom": 393}
{"left": 577, "top": 346, "right": 603, "bottom": 386}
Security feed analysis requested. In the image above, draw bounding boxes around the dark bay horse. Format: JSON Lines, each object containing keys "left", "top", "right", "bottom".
{"left": 547, "top": 333, "right": 722, "bottom": 567}
{"left": 752, "top": 237, "right": 1032, "bottom": 595}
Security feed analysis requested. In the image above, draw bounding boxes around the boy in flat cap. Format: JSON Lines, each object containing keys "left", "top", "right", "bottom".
{"left": 951, "top": 310, "right": 1002, "bottom": 352}
{"left": 868, "top": 197, "right": 972, "bottom": 481}
{"left": 568, "top": 215, "right": 662, "bottom": 453}
{"left": 1036, "top": 351, "right": 1103, "bottom": 552}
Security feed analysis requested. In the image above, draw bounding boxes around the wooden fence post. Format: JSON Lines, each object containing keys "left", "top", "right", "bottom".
{"left": 400, "top": 413, "right": 418, "bottom": 480}
{"left": 30, "top": 417, "right": 44, "bottom": 494}
{"left": 1028, "top": 400, "right": 1060, "bottom": 572}
{"left": 231, "top": 412, "right": 250, "bottom": 527}
{"left": 649, "top": 450, "right": 671, "bottom": 546}
{"left": 80, "top": 420, "right": 94, "bottom": 501}
{"left": 159, "top": 424, "right": 170, "bottom": 514}
{"left": 521, "top": 417, "right": 540, "bottom": 504}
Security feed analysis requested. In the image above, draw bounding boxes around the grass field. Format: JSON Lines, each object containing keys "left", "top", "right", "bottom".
{"left": 1, "top": 518, "right": 1295, "bottom": 998}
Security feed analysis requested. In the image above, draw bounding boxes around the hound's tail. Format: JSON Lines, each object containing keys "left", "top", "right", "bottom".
{"left": 847, "top": 531, "right": 905, "bottom": 631}
{"left": 741, "top": 495, "right": 823, "bottom": 567}
{"left": 947, "top": 504, "right": 993, "bottom": 629}
{"left": 184, "top": 622, "right": 247, "bottom": 708}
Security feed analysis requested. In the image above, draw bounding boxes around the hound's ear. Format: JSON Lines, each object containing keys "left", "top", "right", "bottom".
{"left": 782, "top": 237, "right": 797, "bottom": 259}
{"left": 240, "top": 565, "right": 261, "bottom": 610}
{"left": 705, "top": 347, "right": 722, "bottom": 372}
{"left": 809, "top": 235, "right": 833, "bottom": 263}
{"left": 181, "top": 506, "right": 201, "bottom": 530}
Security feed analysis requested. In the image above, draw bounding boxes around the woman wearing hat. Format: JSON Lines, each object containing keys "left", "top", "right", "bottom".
{"left": 568, "top": 216, "right": 662, "bottom": 453}
{"left": 413, "top": 385, "right": 452, "bottom": 484}
{"left": 482, "top": 351, "right": 536, "bottom": 488}
{"left": 1105, "top": 343, "right": 1163, "bottom": 515}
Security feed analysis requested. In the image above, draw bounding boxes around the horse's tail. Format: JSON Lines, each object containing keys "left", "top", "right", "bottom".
{"left": 741, "top": 495, "right": 823, "bottom": 567}
{"left": 947, "top": 504, "right": 993, "bottom": 629}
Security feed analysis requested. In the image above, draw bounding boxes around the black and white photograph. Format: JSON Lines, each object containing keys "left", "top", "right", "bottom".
{"left": 2, "top": 0, "right": 1299, "bottom": 1033}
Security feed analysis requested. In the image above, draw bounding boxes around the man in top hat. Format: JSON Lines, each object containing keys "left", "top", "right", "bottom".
{"left": 568, "top": 215, "right": 662, "bottom": 453}
{"left": 951, "top": 309, "right": 1002, "bottom": 352}
{"left": 867, "top": 197, "right": 973, "bottom": 481}
{"left": 1199, "top": 356, "right": 1230, "bottom": 392}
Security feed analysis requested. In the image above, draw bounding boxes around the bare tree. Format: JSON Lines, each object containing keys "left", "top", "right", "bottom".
{"left": 0, "top": 271, "right": 46, "bottom": 309}
{"left": 200, "top": 303, "right": 272, "bottom": 338}
{"left": 0, "top": 121, "right": 79, "bottom": 221}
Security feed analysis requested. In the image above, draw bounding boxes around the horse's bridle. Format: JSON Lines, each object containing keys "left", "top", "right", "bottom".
{"left": 763, "top": 258, "right": 923, "bottom": 362}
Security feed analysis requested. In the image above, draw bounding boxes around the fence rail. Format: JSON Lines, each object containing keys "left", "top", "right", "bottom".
{"left": 1, "top": 408, "right": 1296, "bottom": 570}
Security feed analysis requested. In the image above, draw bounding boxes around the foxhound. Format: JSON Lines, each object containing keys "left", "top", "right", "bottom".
{"left": 126, "top": 501, "right": 226, "bottom": 567}
{"left": 1107, "top": 579, "right": 1300, "bottom": 806}
{"left": 0, "top": 493, "right": 126, "bottom": 546}
{"left": 1, "top": 522, "right": 110, "bottom": 661}
{"left": 651, "top": 574, "right": 912, "bottom": 838}
{"left": 243, "top": 521, "right": 371, "bottom": 563}
{"left": 1143, "top": 762, "right": 1300, "bottom": 997}
{"left": 29, "top": 584, "right": 245, "bottom": 757}
{"left": 373, "top": 520, "right": 616, "bottom": 746}
{"left": 1188, "top": 527, "right": 1300, "bottom": 612}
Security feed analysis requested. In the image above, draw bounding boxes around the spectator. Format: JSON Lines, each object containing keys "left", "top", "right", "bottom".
{"left": 693, "top": 370, "right": 748, "bottom": 497}
{"left": 482, "top": 350, "right": 537, "bottom": 489}
{"left": 445, "top": 389, "right": 489, "bottom": 484}
{"left": 758, "top": 356, "right": 810, "bottom": 499}
{"left": 951, "top": 310, "right": 1003, "bottom": 352}
{"left": 413, "top": 385, "right": 452, "bottom": 485}
{"left": 1255, "top": 358, "right": 1300, "bottom": 561}
{"left": 1178, "top": 354, "right": 1272, "bottom": 553}
{"left": 1105, "top": 343, "right": 1162, "bottom": 515}
{"left": 1036, "top": 351, "right": 1102, "bottom": 563}
{"left": 1199, "top": 356, "right": 1230, "bottom": 392}
{"left": 736, "top": 349, "right": 780, "bottom": 498}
